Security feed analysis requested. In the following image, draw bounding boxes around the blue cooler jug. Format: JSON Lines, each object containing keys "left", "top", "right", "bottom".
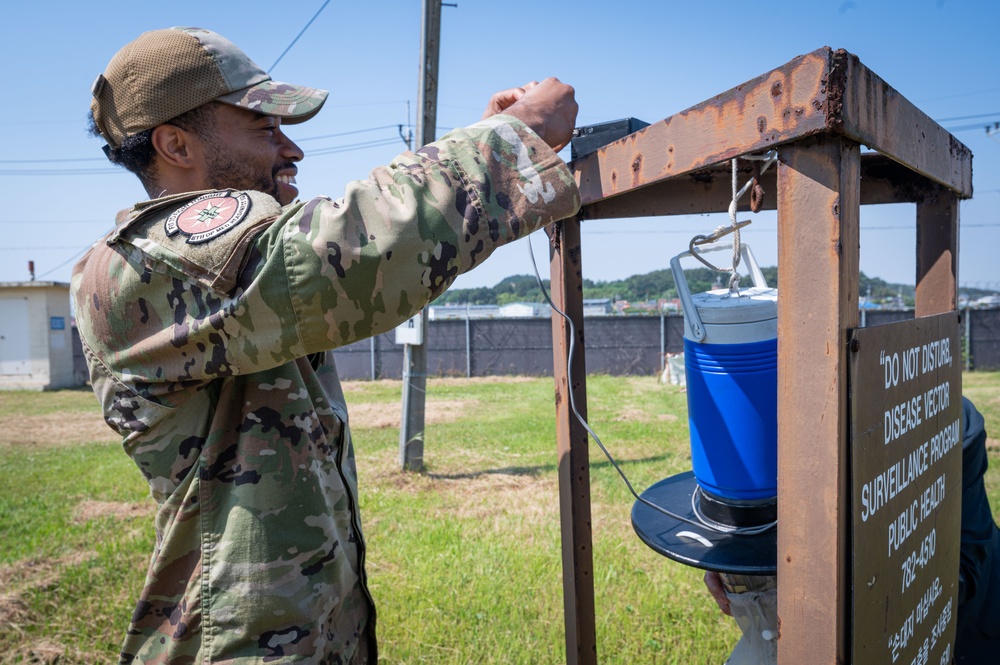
{"left": 670, "top": 245, "right": 777, "bottom": 511}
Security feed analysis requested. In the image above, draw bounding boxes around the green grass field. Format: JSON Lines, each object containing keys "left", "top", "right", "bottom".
{"left": 1, "top": 374, "right": 997, "bottom": 664}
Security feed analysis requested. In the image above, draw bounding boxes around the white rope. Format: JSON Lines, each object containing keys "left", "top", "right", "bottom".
{"left": 688, "top": 151, "right": 777, "bottom": 293}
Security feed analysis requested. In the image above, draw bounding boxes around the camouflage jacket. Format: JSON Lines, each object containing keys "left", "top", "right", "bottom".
{"left": 72, "top": 115, "right": 580, "bottom": 664}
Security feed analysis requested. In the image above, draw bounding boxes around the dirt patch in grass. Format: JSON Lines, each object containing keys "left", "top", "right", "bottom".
{"left": 342, "top": 376, "right": 534, "bottom": 392}
{"left": 439, "top": 472, "right": 557, "bottom": 531}
{"left": 430, "top": 376, "right": 536, "bottom": 386}
{"left": 0, "top": 550, "right": 97, "bottom": 637}
{"left": 73, "top": 500, "right": 153, "bottom": 523}
{"left": 0, "top": 593, "right": 31, "bottom": 629}
{"left": 413, "top": 468, "right": 557, "bottom": 532}
{"left": 0, "top": 413, "right": 117, "bottom": 448}
{"left": 348, "top": 399, "right": 479, "bottom": 429}
{"left": 610, "top": 407, "right": 679, "bottom": 423}
{"left": 987, "top": 437, "right": 1000, "bottom": 452}
{"left": 362, "top": 445, "right": 557, "bottom": 536}
{"left": 5, "top": 639, "right": 69, "bottom": 665}
{"left": 0, "top": 552, "right": 95, "bottom": 596}
{"left": 1, "top": 640, "right": 109, "bottom": 665}
{"left": 0, "top": 398, "right": 483, "bottom": 443}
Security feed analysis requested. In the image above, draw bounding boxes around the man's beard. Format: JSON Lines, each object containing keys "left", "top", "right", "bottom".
{"left": 204, "top": 144, "right": 290, "bottom": 201}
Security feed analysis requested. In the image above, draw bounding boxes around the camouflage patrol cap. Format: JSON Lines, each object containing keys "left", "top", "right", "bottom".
{"left": 91, "top": 27, "right": 328, "bottom": 149}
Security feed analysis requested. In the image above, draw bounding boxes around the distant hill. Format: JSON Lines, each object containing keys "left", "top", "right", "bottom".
{"left": 433, "top": 268, "right": 994, "bottom": 308}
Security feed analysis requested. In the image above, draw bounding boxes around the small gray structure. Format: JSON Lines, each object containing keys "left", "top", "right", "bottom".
{"left": 0, "top": 281, "right": 81, "bottom": 391}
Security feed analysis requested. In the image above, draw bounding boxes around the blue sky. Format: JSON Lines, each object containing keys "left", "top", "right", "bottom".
{"left": 2, "top": 0, "right": 998, "bottom": 294}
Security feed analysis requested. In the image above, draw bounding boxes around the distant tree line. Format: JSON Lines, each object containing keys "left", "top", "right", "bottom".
{"left": 432, "top": 267, "right": 970, "bottom": 308}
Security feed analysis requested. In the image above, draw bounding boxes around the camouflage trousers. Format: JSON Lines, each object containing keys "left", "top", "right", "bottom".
{"left": 350, "top": 640, "right": 370, "bottom": 665}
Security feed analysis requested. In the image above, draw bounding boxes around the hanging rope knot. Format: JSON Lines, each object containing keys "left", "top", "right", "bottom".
{"left": 685, "top": 151, "right": 777, "bottom": 295}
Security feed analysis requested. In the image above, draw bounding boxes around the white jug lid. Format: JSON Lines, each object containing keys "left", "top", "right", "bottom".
{"left": 690, "top": 286, "right": 778, "bottom": 325}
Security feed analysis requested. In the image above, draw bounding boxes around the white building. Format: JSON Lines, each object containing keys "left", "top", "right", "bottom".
{"left": 499, "top": 302, "right": 550, "bottom": 318}
{"left": 582, "top": 298, "right": 612, "bottom": 316}
{"left": 427, "top": 304, "right": 501, "bottom": 320}
{"left": 973, "top": 294, "right": 1000, "bottom": 308}
{"left": 0, "top": 282, "right": 80, "bottom": 391}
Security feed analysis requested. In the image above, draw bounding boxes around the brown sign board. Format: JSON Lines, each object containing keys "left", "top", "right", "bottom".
{"left": 849, "top": 312, "right": 963, "bottom": 664}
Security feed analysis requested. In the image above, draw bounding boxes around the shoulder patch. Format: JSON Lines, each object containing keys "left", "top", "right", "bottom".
{"left": 165, "top": 191, "right": 252, "bottom": 244}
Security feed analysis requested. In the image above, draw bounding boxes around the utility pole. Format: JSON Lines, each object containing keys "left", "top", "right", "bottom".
{"left": 399, "top": 0, "right": 442, "bottom": 472}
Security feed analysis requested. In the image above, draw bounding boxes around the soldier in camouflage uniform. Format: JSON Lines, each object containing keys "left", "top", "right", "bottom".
{"left": 74, "top": 27, "right": 580, "bottom": 664}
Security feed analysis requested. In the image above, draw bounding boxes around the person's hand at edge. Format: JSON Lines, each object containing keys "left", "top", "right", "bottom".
{"left": 704, "top": 571, "right": 733, "bottom": 617}
{"left": 483, "top": 78, "right": 577, "bottom": 153}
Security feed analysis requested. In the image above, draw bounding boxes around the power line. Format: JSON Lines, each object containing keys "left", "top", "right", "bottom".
{"left": 936, "top": 111, "right": 1000, "bottom": 123}
{"left": 297, "top": 125, "right": 401, "bottom": 142}
{"left": 0, "top": 156, "right": 106, "bottom": 164}
{"left": 309, "top": 137, "right": 403, "bottom": 156}
{"left": 0, "top": 168, "right": 124, "bottom": 176}
{"left": 39, "top": 246, "right": 91, "bottom": 279}
{"left": 0, "top": 2, "right": 339, "bottom": 175}
{"left": 944, "top": 121, "right": 1000, "bottom": 133}
{"left": 6, "top": 101, "right": 999, "bottom": 173}
{"left": 0, "top": 129, "right": 406, "bottom": 175}
{"left": 268, "top": 0, "right": 332, "bottom": 73}
{"left": 0, "top": 219, "right": 108, "bottom": 225}
{"left": 325, "top": 100, "right": 409, "bottom": 109}
{"left": 918, "top": 86, "right": 1000, "bottom": 103}
{"left": 0, "top": 246, "right": 87, "bottom": 251}
{"left": 580, "top": 223, "right": 1000, "bottom": 235}
{"left": 0, "top": 122, "right": 405, "bottom": 171}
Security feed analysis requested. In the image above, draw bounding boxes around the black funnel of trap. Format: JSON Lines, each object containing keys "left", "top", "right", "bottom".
{"left": 631, "top": 472, "right": 777, "bottom": 575}
{"left": 698, "top": 486, "right": 776, "bottom": 528}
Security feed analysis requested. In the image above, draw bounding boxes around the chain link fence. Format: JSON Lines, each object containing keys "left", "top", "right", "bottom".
{"left": 329, "top": 316, "right": 683, "bottom": 380}
{"left": 861, "top": 308, "right": 1000, "bottom": 371}
{"left": 966, "top": 308, "right": 1000, "bottom": 370}
{"left": 326, "top": 308, "right": 1000, "bottom": 380}
{"left": 68, "top": 308, "right": 1000, "bottom": 381}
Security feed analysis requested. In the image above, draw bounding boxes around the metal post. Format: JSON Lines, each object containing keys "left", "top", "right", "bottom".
{"left": 399, "top": 0, "right": 441, "bottom": 472}
{"left": 659, "top": 308, "right": 666, "bottom": 373}
{"left": 915, "top": 188, "right": 960, "bottom": 317}
{"left": 775, "top": 138, "right": 860, "bottom": 665}
{"left": 370, "top": 336, "right": 376, "bottom": 381}
{"left": 965, "top": 307, "right": 972, "bottom": 371}
{"left": 465, "top": 302, "right": 472, "bottom": 378}
{"left": 549, "top": 216, "right": 597, "bottom": 665}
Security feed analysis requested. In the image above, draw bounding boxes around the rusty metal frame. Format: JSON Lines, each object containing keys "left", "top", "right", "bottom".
{"left": 549, "top": 47, "right": 971, "bottom": 665}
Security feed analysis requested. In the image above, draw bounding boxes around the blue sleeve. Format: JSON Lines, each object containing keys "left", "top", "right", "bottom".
{"left": 958, "top": 397, "right": 993, "bottom": 607}
{"left": 955, "top": 397, "right": 1000, "bottom": 658}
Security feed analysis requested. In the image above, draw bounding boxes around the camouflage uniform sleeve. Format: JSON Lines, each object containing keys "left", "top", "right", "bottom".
{"left": 245, "top": 113, "right": 580, "bottom": 351}
{"left": 73, "top": 116, "right": 579, "bottom": 392}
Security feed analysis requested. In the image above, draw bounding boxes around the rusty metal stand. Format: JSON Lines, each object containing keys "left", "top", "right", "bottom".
{"left": 550, "top": 47, "right": 971, "bottom": 664}
{"left": 549, "top": 216, "right": 597, "bottom": 665}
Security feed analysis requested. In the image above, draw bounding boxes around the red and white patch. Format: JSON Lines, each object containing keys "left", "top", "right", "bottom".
{"left": 165, "top": 192, "right": 252, "bottom": 244}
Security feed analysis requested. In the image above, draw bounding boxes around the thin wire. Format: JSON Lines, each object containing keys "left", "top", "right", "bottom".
{"left": 0, "top": 132, "right": 400, "bottom": 176}
{"left": 38, "top": 245, "right": 91, "bottom": 279}
{"left": 0, "top": 220, "right": 108, "bottom": 225}
{"left": 918, "top": 86, "right": 1000, "bottom": 103}
{"left": 0, "top": 168, "right": 124, "bottom": 176}
{"left": 527, "top": 233, "right": 775, "bottom": 536}
{"left": 944, "top": 121, "right": 1000, "bottom": 133}
{"left": 297, "top": 125, "right": 402, "bottom": 142}
{"left": 308, "top": 137, "right": 402, "bottom": 156}
{"left": 268, "top": 0, "right": 332, "bottom": 73}
{"left": 0, "top": 246, "right": 87, "bottom": 251}
{"left": 935, "top": 111, "right": 1000, "bottom": 123}
{"left": 0, "top": 157, "right": 106, "bottom": 164}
